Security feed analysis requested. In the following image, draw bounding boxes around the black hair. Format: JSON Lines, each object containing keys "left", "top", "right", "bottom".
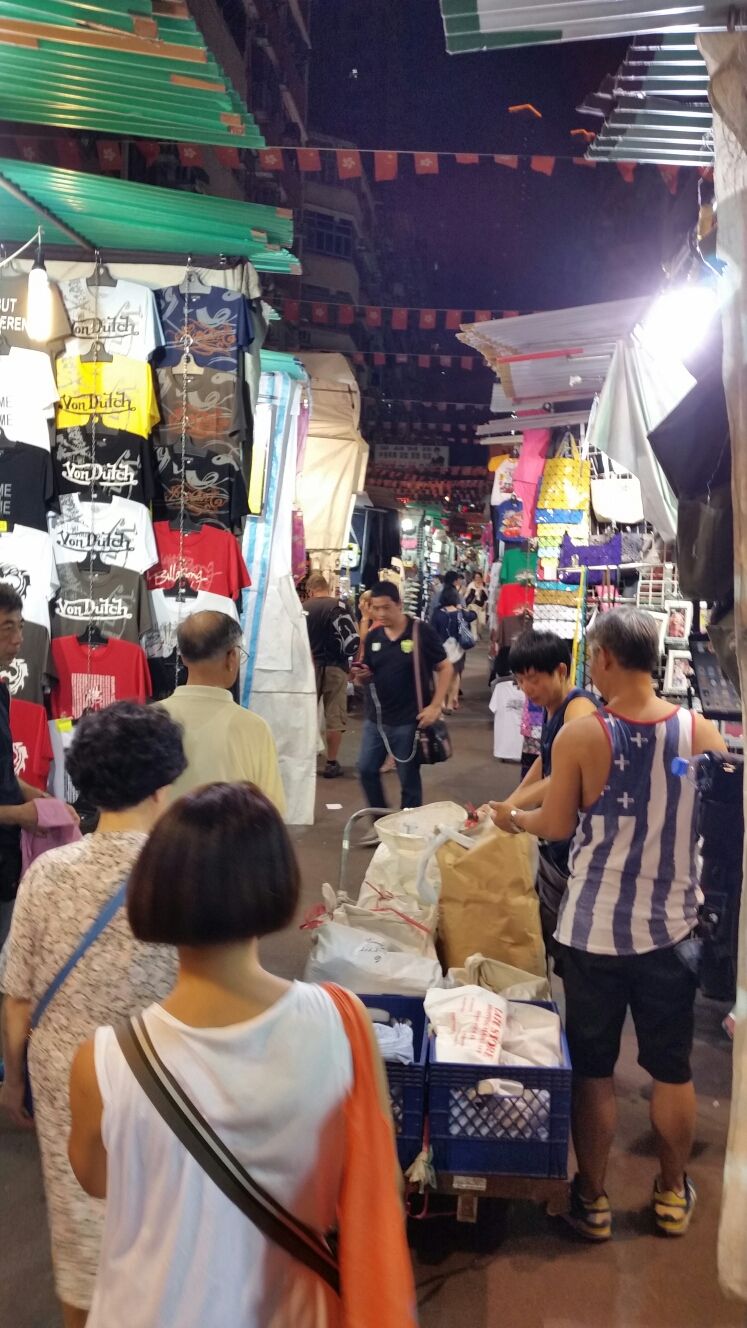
{"left": 0, "top": 584, "right": 23, "bottom": 616}
{"left": 177, "top": 611, "right": 242, "bottom": 664}
{"left": 440, "top": 586, "right": 461, "bottom": 608}
{"left": 370, "top": 580, "right": 401, "bottom": 605}
{"left": 588, "top": 607, "right": 660, "bottom": 674}
{"left": 66, "top": 702, "right": 187, "bottom": 812}
{"left": 508, "top": 630, "right": 572, "bottom": 676}
{"left": 128, "top": 782, "right": 301, "bottom": 945}
{"left": 443, "top": 570, "right": 463, "bottom": 587}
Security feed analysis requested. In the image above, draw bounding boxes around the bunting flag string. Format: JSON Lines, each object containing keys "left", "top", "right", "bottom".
{"left": 283, "top": 298, "right": 523, "bottom": 331}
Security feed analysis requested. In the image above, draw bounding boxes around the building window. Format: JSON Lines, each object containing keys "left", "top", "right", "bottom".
{"left": 304, "top": 210, "right": 354, "bottom": 259}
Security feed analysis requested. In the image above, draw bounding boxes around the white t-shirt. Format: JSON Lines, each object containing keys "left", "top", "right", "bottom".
{"left": 88, "top": 984, "right": 352, "bottom": 1328}
{"left": 146, "top": 588, "right": 239, "bottom": 658}
{"left": 0, "top": 347, "right": 58, "bottom": 450}
{"left": 0, "top": 525, "right": 59, "bottom": 632}
{"left": 60, "top": 278, "right": 164, "bottom": 361}
{"left": 489, "top": 679, "right": 525, "bottom": 761}
{"left": 48, "top": 495, "right": 157, "bottom": 574}
{"left": 490, "top": 456, "right": 518, "bottom": 506}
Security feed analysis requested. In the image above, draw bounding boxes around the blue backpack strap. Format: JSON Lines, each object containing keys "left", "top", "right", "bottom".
{"left": 30, "top": 879, "right": 128, "bottom": 1032}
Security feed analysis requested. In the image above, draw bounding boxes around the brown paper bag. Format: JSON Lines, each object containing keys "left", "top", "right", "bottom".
{"left": 436, "top": 827, "right": 546, "bottom": 976}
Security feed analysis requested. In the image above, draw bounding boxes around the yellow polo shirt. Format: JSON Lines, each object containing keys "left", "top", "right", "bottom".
{"left": 160, "top": 685, "right": 286, "bottom": 816}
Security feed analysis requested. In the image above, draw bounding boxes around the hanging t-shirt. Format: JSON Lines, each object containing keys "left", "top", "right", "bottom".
{"left": 55, "top": 356, "right": 159, "bottom": 438}
{"left": 147, "top": 522, "right": 250, "bottom": 600}
{"left": 0, "top": 275, "right": 70, "bottom": 350}
{"left": 498, "top": 583, "right": 536, "bottom": 619}
{"left": 50, "top": 635, "right": 151, "bottom": 719}
{"left": 0, "top": 620, "right": 55, "bottom": 706}
{"left": 499, "top": 547, "right": 539, "bottom": 586}
{"left": 10, "top": 699, "right": 53, "bottom": 791}
{"left": 0, "top": 442, "right": 55, "bottom": 531}
{"left": 0, "top": 526, "right": 58, "bottom": 632}
{"left": 145, "top": 588, "right": 240, "bottom": 660}
{"left": 0, "top": 347, "right": 58, "bottom": 449}
{"left": 60, "top": 278, "right": 164, "bottom": 361}
{"left": 490, "top": 456, "right": 518, "bottom": 506}
{"left": 54, "top": 425, "right": 156, "bottom": 504}
{"left": 489, "top": 680, "right": 525, "bottom": 762}
{"left": 52, "top": 563, "right": 153, "bottom": 644}
{"left": 492, "top": 497, "right": 524, "bottom": 547}
{"left": 152, "top": 449, "right": 248, "bottom": 530}
{"left": 48, "top": 494, "right": 157, "bottom": 574}
{"left": 155, "top": 284, "right": 253, "bottom": 373}
{"left": 154, "top": 366, "right": 245, "bottom": 457}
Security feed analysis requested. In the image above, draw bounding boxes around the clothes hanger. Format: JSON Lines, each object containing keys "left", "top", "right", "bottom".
{"left": 78, "top": 552, "right": 109, "bottom": 575}
{"left": 162, "top": 575, "right": 199, "bottom": 601}
{"left": 171, "top": 335, "right": 205, "bottom": 378}
{"left": 168, "top": 512, "right": 202, "bottom": 535}
{"left": 80, "top": 338, "right": 113, "bottom": 364}
{"left": 77, "top": 621, "right": 108, "bottom": 647}
{"left": 178, "top": 257, "right": 212, "bottom": 296}
{"left": 86, "top": 251, "right": 117, "bottom": 289}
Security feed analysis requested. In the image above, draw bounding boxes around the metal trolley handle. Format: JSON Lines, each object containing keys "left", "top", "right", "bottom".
{"left": 338, "top": 807, "right": 391, "bottom": 893}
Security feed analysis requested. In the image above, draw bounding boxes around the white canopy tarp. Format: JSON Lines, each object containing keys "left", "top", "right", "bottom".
{"left": 586, "top": 338, "right": 691, "bottom": 542}
{"left": 297, "top": 353, "right": 368, "bottom": 562}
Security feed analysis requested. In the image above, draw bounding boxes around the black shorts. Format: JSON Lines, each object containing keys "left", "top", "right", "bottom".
{"left": 559, "top": 942, "right": 698, "bottom": 1085}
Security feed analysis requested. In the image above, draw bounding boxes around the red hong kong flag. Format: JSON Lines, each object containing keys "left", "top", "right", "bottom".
{"left": 97, "top": 140, "right": 122, "bottom": 172}
{"left": 531, "top": 156, "right": 555, "bottom": 176}
{"left": 216, "top": 146, "right": 241, "bottom": 169}
{"left": 440, "top": 357, "right": 453, "bottom": 369}
{"left": 414, "top": 153, "right": 439, "bottom": 176}
{"left": 455, "top": 154, "right": 479, "bottom": 165}
{"left": 137, "top": 140, "right": 161, "bottom": 166}
{"left": 461, "top": 357, "right": 474, "bottom": 371}
{"left": 311, "top": 303, "right": 329, "bottom": 324}
{"left": 365, "top": 307, "right": 382, "bottom": 328}
{"left": 445, "top": 310, "right": 463, "bottom": 330}
{"left": 297, "top": 147, "right": 321, "bottom": 172}
{"left": 396, "top": 354, "right": 408, "bottom": 365}
{"left": 283, "top": 299, "right": 300, "bottom": 323}
{"left": 418, "top": 355, "right": 431, "bottom": 369}
{"left": 474, "top": 310, "right": 491, "bottom": 322}
{"left": 337, "top": 149, "right": 362, "bottom": 179}
{"left": 178, "top": 143, "right": 204, "bottom": 168}
{"left": 338, "top": 304, "right": 355, "bottom": 326}
{"left": 374, "top": 151, "right": 398, "bottom": 181}
{"left": 494, "top": 155, "right": 519, "bottom": 169}
{"left": 56, "top": 138, "right": 82, "bottom": 170}
{"left": 391, "top": 307, "right": 408, "bottom": 331}
{"left": 373, "top": 352, "right": 386, "bottom": 367}
{"left": 419, "top": 309, "right": 437, "bottom": 330}
{"left": 17, "top": 137, "right": 42, "bottom": 163}
{"left": 352, "top": 352, "right": 365, "bottom": 366}
{"left": 258, "top": 148, "right": 284, "bottom": 172}
{"left": 617, "top": 161, "right": 636, "bottom": 185}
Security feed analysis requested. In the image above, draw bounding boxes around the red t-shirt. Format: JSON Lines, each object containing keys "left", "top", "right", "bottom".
{"left": 498, "top": 584, "right": 536, "bottom": 619}
{"left": 147, "top": 523, "right": 251, "bottom": 600}
{"left": 50, "top": 636, "right": 151, "bottom": 720}
{"left": 10, "top": 699, "right": 53, "bottom": 791}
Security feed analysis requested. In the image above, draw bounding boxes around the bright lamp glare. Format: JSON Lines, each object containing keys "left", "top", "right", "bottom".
{"left": 27, "top": 262, "right": 52, "bottom": 343}
{"left": 638, "top": 286, "right": 719, "bottom": 362}
{"left": 401, "top": 516, "right": 415, "bottom": 533}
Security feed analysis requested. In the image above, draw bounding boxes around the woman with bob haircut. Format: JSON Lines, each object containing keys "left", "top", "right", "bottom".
{"left": 69, "top": 781, "right": 415, "bottom": 1328}
{"left": 1, "top": 701, "right": 186, "bottom": 1328}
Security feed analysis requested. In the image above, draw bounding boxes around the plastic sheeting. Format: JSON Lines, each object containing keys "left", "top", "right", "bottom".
{"left": 297, "top": 353, "right": 369, "bottom": 569}
{"left": 586, "top": 339, "right": 689, "bottom": 541}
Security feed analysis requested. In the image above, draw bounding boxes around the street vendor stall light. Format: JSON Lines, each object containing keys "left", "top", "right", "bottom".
{"left": 27, "top": 239, "right": 52, "bottom": 344}
{"left": 637, "top": 285, "right": 719, "bottom": 364}
{"left": 401, "top": 517, "right": 416, "bottom": 533}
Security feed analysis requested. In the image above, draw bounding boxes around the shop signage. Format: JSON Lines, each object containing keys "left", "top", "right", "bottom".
{"left": 375, "top": 443, "right": 449, "bottom": 469}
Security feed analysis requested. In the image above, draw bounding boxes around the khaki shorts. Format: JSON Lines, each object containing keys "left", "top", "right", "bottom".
{"left": 316, "top": 664, "right": 349, "bottom": 732}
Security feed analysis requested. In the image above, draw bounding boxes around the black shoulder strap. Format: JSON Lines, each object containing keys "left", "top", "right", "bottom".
{"left": 116, "top": 1015, "right": 340, "bottom": 1294}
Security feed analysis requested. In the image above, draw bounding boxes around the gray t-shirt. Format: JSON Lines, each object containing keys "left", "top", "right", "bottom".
{"left": 52, "top": 563, "right": 153, "bottom": 644}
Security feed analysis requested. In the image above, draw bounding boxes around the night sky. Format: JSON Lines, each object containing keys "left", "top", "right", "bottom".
{"left": 307, "top": 0, "right": 696, "bottom": 314}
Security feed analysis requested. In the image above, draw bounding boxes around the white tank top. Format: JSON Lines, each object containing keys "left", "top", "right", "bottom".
{"left": 87, "top": 982, "right": 353, "bottom": 1328}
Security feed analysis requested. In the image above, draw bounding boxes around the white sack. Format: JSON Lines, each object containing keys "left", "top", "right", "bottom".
{"left": 425, "top": 985, "right": 508, "bottom": 1065}
{"left": 304, "top": 920, "right": 443, "bottom": 996}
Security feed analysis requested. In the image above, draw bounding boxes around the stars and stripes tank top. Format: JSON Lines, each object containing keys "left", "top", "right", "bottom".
{"left": 555, "top": 707, "right": 700, "bottom": 956}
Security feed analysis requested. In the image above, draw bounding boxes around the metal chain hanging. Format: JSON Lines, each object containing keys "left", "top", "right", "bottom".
{"left": 175, "top": 257, "right": 194, "bottom": 688}
{"left": 85, "top": 251, "right": 102, "bottom": 708}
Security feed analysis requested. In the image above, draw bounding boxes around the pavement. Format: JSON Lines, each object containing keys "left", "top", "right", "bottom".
{"left": 0, "top": 647, "right": 742, "bottom": 1327}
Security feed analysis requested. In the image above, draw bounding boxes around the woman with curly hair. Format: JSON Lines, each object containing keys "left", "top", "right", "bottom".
{"left": 0, "top": 702, "right": 186, "bottom": 1328}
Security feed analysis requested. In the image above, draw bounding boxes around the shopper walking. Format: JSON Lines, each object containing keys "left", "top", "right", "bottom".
{"left": 69, "top": 782, "right": 416, "bottom": 1328}
{"left": 356, "top": 581, "right": 450, "bottom": 818}
{"left": 431, "top": 587, "right": 476, "bottom": 713}
{"left": 491, "top": 609, "right": 726, "bottom": 1242}
{"left": 304, "top": 572, "right": 360, "bottom": 779}
{"left": 0, "top": 702, "right": 186, "bottom": 1328}
{"left": 465, "top": 572, "right": 488, "bottom": 637}
{"left": 160, "top": 611, "right": 285, "bottom": 813}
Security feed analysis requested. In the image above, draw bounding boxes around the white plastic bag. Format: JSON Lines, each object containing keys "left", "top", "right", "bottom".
{"left": 305, "top": 921, "right": 444, "bottom": 996}
{"left": 374, "top": 802, "right": 469, "bottom": 899}
{"left": 318, "top": 882, "right": 437, "bottom": 958}
{"left": 425, "top": 985, "right": 508, "bottom": 1065}
{"left": 501, "top": 1001, "right": 562, "bottom": 1069}
{"left": 446, "top": 953, "right": 550, "bottom": 1001}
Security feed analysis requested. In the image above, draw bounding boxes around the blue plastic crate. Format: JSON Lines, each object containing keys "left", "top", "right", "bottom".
{"left": 427, "top": 1001, "right": 572, "bottom": 1179}
{"left": 360, "top": 994, "right": 428, "bottom": 1172}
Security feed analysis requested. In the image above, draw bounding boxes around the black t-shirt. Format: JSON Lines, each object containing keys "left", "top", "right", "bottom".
{"left": 54, "top": 426, "right": 156, "bottom": 504}
{"left": 305, "top": 596, "right": 359, "bottom": 671}
{"left": 363, "top": 617, "right": 446, "bottom": 726}
{"left": 0, "top": 679, "right": 23, "bottom": 853}
{"left": 153, "top": 447, "right": 248, "bottom": 530}
{"left": 0, "top": 442, "right": 56, "bottom": 532}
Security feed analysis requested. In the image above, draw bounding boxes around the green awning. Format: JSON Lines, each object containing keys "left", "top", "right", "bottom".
{"left": 440, "top": 0, "right": 730, "bottom": 55}
{"left": 0, "top": 157, "right": 300, "bottom": 272}
{"left": 0, "top": 2, "right": 264, "bottom": 147}
{"left": 260, "top": 350, "right": 308, "bottom": 381}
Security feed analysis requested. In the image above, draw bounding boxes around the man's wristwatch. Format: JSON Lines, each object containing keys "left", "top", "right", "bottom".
{"left": 509, "top": 807, "right": 522, "bottom": 833}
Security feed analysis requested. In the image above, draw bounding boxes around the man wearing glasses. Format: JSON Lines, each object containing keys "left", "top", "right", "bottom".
{"left": 159, "top": 611, "right": 285, "bottom": 815}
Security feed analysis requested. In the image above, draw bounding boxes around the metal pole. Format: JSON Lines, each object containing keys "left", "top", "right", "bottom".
{"left": 0, "top": 172, "right": 95, "bottom": 252}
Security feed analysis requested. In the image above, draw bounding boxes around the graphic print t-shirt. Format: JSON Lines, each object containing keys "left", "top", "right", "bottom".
{"left": 155, "top": 285, "right": 253, "bottom": 373}
{"left": 52, "top": 563, "right": 153, "bottom": 644}
{"left": 51, "top": 636, "right": 151, "bottom": 719}
{"left": 10, "top": 699, "right": 53, "bottom": 791}
{"left": 54, "top": 425, "right": 156, "bottom": 504}
{"left": 145, "top": 588, "right": 239, "bottom": 659}
{"left": 152, "top": 449, "right": 248, "bottom": 529}
{"left": 147, "top": 522, "right": 250, "bottom": 599}
{"left": 154, "top": 366, "right": 245, "bottom": 460}
{"left": 0, "top": 275, "right": 70, "bottom": 351}
{"left": 0, "top": 620, "right": 55, "bottom": 705}
{"left": 0, "top": 442, "right": 55, "bottom": 531}
{"left": 60, "top": 278, "right": 164, "bottom": 361}
{"left": 0, "top": 347, "right": 58, "bottom": 449}
{"left": 0, "top": 526, "right": 59, "bottom": 633}
{"left": 48, "top": 494, "right": 157, "bottom": 574}
{"left": 55, "top": 356, "right": 159, "bottom": 438}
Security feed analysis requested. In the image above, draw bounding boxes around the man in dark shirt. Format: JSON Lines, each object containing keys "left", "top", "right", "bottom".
{"left": 356, "top": 580, "right": 450, "bottom": 817}
{"left": 304, "top": 573, "right": 360, "bottom": 779}
{"left": 0, "top": 585, "right": 76, "bottom": 948}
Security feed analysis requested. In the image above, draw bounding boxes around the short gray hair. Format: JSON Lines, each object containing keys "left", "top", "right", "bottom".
{"left": 587, "top": 607, "right": 660, "bottom": 674}
{"left": 177, "top": 611, "right": 242, "bottom": 664}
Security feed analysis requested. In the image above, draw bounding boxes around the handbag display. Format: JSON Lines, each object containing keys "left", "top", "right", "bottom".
{"left": 559, "top": 531, "right": 622, "bottom": 586}
{"left": 590, "top": 457, "right": 645, "bottom": 526}
{"left": 413, "top": 618, "right": 452, "bottom": 766}
{"left": 677, "top": 484, "right": 734, "bottom": 602}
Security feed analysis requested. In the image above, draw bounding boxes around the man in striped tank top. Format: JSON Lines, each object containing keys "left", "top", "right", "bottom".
{"left": 492, "top": 609, "right": 726, "bottom": 1242}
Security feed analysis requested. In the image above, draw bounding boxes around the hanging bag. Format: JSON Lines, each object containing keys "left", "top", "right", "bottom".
{"left": 677, "top": 483, "right": 734, "bottom": 602}
{"left": 413, "top": 618, "right": 452, "bottom": 766}
{"left": 456, "top": 610, "right": 477, "bottom": 651}
{"left": 590, "top": 454, "right": 645, "bottom": 526}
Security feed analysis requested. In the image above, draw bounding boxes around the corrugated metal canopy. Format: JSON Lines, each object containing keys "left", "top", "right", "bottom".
{"left": 458, "top": 298, "right": 649, "bottom": 411}
{"left": 0, "top": 157, "right": 299, "bottom": 271}
{"left": 0, "top": 2, "right": 264, "bottom": 147}
{"left": 440, "top": 1, "right": 732, "bottom": 54}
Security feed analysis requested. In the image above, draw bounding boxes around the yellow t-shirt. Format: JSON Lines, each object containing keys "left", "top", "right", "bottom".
{"left": 159, "top": 685, "right": 286, "bottom": 816}
{"left": 55, "top": 355, "right": 159, "bottom": 438}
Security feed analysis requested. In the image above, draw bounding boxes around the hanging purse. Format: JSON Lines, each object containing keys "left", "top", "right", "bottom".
{"left": 590, "top": 455, "right": 645, "bottom": 526}
{"left": 559, "top": 532, "right": 622, "bottom": 586}
{"left": 677, "top": 484, "right": 734, "bottom": 602}
{"left": 413, "top": 619, "right": 452, "bottom": 765}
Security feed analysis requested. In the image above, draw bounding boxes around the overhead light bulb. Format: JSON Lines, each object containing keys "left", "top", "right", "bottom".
{"left": 637, "top": 284, "right": 719, "bottom": 364}
{"left": 27, "top": 242, "right": 52, "bottom": 344}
